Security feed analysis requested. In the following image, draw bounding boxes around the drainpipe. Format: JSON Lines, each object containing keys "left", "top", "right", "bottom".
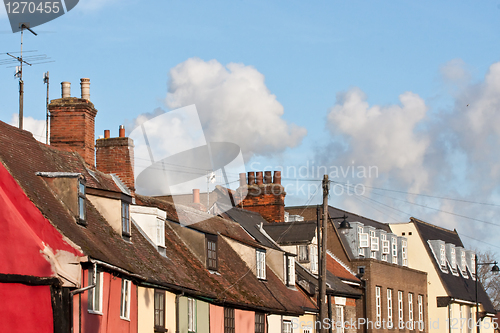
{"left": 328, "top": 295, "right": 332, "bottom": 333}
{"left": 70, "top": 262, "right": 97, "bottom": 296}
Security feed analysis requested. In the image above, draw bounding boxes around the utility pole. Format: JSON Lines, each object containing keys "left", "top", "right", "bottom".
{"left": 319, "top": 174, "right": 329, "bottom": 332}
{"left": 44, "top": 71, "right": 49, "bottom": 144}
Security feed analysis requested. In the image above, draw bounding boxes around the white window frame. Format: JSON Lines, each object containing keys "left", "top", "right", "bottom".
{"left": 371, "top": 237, "right": 379, "bottom": 251}
{"left": 359, "top": 233, "right": 369, "bottom": 248}
{"left": 398, "top": 291, "right": 404, "bottom": 327}
{"left": 375, "top": 286, "right": 382, "bottom": 323}
{"left": 88, "top": 270, "right": 103, "bottom": 314}
{"left": 256, "top": 250, "right": 266, "bottom": 279}
{"left": 440, "top": 244, "right": 446, "bottom": 268}
{"left": 121, "top": 201, "right": 130, "bottom": 236}
{"left": 451, "top": 247, "right": 457, "bottom": 271}
{"left": 418, "top": 295, "right": 424, "bottom": 331}
{"left": 371, "top": 251, "right": 377, "bottom": 259}
{"left": 471, "top": 254, "right": 476, "bottom": 277}
{"left": 358, "top": 247, "right": 365, "bottom": 257}
{"left": 387, "top": 289, "right": 393, "bottom": 328}
{"left": 298, "top": 245, "right": 309, "bottom": 262}
{"left": 461, "top": 251, "right": 467, "bottom": 274}
{"left": 78, "top": 179, "right": 86, "bottom": 223}
{"left": 120, "top": 279, "right": 131, "bottom": 320}
{"left": 188, "top": 298, "right": 196, "bottom": 332}
{"left": 392, "top": 238, "right": 398, "bottom": 264}
{"left": 370, "top": 230, "right": 376, "bottom": 237}
{"left": 156, "top": 218, "right": 165, "bottom": 247}
{"left": 336, "top": 305, "right": 344, "bottom": 333}
{"left": 283, "top": 320, "right": 292, "bottom": 333}
{"left": 310, "top": 245, "right": 318, "bottom": 273}
{"left": 408, "top": 293, "right": 414, "bottom": 330}
{"left": 287, "top": 255, "right": 295, "bottom": 286}
{"left": 382, "top": 240, "right": 390, "bottom": 254}
{"left": 402, "top": 240, "right": 408, "bottom": 266}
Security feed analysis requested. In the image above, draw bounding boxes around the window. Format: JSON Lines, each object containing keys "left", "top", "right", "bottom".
{"left": 283, "top": 320, "right": 292, "bottom": 333}
{"left": 402, "top": 240, "right": 408, "bottom": 266}
{"left": 255, "top": 313, "right": 266, "bottom": 333}
{"left": 358, "top": 247, "right": 365, "bottom": 257}
{"left": 371, "top": 251, "right": 377, "bottom": 259}
{"left": 471, "top": 254, "right": 476, "bottom": 278}
{"left": 418, "top": 295, "right": 424, "bottom": 331}
{"left": 408, "top": 293, "right": 414, "bottom": 330}
{"left": 78, "top": 179, "right": 86, "bottom": 224}
{"left": 157, "top": 219, "right": 165, "bottom": 247}
{"left": 370, "top": 230, "right": 376, "bottom": 237}
{"left": 121, "top": 202, "right": 130, "bottom": 237}
{"left": 154, "top": 290, "right": 166, "bottom": 331}
{"left": 392, "top": 238, "right": 398, "bottom": 264}
{"left": 286, "top": 255, "right": 295, "bottom": 286}
{"left": 461, "top": 251, "right": 467, "bottom": 274}
{"left": 371, "top": 237, "right": 379, "bottom": 251}
{"left": 120, "top": 279, "right": 131, "bottom": 320}
{"left": 440, "top": 244, "right": 446, "bottom": 268}
{"left": 310, "top": 245, "right": 318, "bottom": 273}
{"left": 382, "top": 240, "right": 390, "bottom": 254}
{"left": 451, "top": 247, "right": 457, "bottom": 271}
{"left": 224, "top": 308, "right": 235, "bottom": 333}
{"left": 298, "top": 245, "right": 309, "bottom": 262}
{"left": 375, "top": 286, "right": 382, "bottom": 323}
{"left": 359, "top": 233, "right": 369, "bottom": 248}
{"left": 188, "top": 298, "right": 196, "bottom": 332}
{"left": 336, "top": 305, "right": 344, "bottom": 333}
{"left": 256, "top": 250, "right": 266, "bottom": 279}
{"left": 88, "top": 269, "right": 102, "bottom": 313}
{"left": 387, "top": 289, "right": 393, "bottom": 328}
{"left": 398, "top": 291, "right": 404, "bottom": 327}
{"left": 207, "top": 235, "right": 218, "bottom": 271}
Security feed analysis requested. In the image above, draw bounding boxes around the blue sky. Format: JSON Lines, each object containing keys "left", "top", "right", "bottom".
{"left": 1, "top": 0, "right": 500, "bottom": 255}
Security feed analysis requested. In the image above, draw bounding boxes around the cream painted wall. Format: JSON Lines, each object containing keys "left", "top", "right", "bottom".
{"left": 130, "top": 205, "right": 166, "bottom": 247}
{"left": 266, "top": 248, "right": 286, "bottom": 282}
{"left": 137, "top": 287, "right": 177, "bottom": 333}
{"left": 298, "top": 313, "right": 317, "bottom": 333}
{"left": 390, "top": 223, "right": 447, "bottom": 333}
{"left": 268, "top": 314, "right": 282, "bottom": 333}
{"left": 88, "top": 194, "right": 122, "bottom": 235}
{"left": 224, "top": 236, "right": 259, "bottom": 276}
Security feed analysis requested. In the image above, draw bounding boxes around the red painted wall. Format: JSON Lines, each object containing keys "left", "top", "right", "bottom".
{"left": 235, "top": 309, "right": 255, "bottom": 333}
{"left": 79, "top": 270, "right": 138, "bottom": 333}
{"left": 0, "top": 162, "right": 82, "bottom": 277}
{"left": 0, "top": 283, "right": 53, "bottom": 333}
{"left": 210, "top": 304, "right": 225, "bottom": 333}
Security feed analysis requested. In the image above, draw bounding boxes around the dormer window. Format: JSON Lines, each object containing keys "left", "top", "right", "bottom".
{"left": 401, "top": 240, "right": 408, "bottom": 266}
{"left": 391, "top": 237, "right": 398, "bottom": 264}
{"left": 78, "top": 179, "right": 86, "bottom": 225}
{"left": 286, "top": 255, "right": 295, "bottom": 286}
{"left": 440, "top": 244, "right": 446, "bottom": 269}
{"left": 461, "top": 251, "right": 467, "bottom": 274}
{"left": 256, "top": 250, "right": 266, "bottom": 279}
{"left": 206, "top": 234, "right": 218, "bottom": 271}
{"left": 298, "top": 245, "right": 309, "bottom": 262}
{"left": 450, "top": 247, "right": 457, "bottom": 272}
{"left": 121, "top": 202, "right": 130, "bottom": 238}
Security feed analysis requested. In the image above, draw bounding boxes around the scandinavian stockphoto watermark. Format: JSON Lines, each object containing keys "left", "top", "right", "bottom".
{"left": 129, "top": 105, "right": 247, "bottom": 227}
{"left": 3, "top": 0, "right": 79, "bottom": 33}
{"left": 250, "top": 160, "right": 379, "bottom": 198}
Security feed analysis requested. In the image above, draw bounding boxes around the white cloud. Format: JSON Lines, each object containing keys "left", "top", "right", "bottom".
{"left": 440, "top": 58, "right": 472, "bottom": 86}
{"left": 165, "top": 58, "right": 307, "bottom": 159}
{"left": 326, "top": 87, "right": 430, "bottom": 193}
{"left": 9, "top": 114, "right": 47, "bottom": 143}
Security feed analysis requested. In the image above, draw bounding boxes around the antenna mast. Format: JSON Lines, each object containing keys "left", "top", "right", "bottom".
{"left": 44, "top": 71, "right": 49, "bottom": 144}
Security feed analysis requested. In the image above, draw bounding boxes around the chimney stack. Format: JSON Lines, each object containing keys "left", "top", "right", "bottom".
{"left": 236, "top": 170, "right": 286, "bottom": 223}
{"left": 193, "top": 189, "right": 200, "bottom": 204}
{"left": 96, "top": 126, "right": 135, "bottom": 194}
{"left": 80, "top": 78, "right": 90, "bottom": 100}
{"left": 61, "top": 82, "right": 71, "bottom": 98}
{"left": 49, "top": 79, "right": 97, "bottom": 166}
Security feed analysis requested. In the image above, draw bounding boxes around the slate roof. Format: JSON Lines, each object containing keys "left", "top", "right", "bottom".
{"left": 412, "top": 218, "right": 496, "bottom": 314}
{"left": 0, "top": 120, "right": 315, "bottom": 315}
{"left": 262, "top": 221, "right": 317, "bottom": 245}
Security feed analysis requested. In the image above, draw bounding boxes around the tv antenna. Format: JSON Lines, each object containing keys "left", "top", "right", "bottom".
{"left": 0, "top": 23, "right": 54, "bottom": 130}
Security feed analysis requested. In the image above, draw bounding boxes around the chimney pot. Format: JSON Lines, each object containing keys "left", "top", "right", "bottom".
{"left": 247, "top": 172, "right": 255, "bottom": 185}
{"left": 119, "top": 125, "right": 125, "bottom": 138}
{"left": 104, "top": 130, "right": 110, "bottom": 139}
{"left": 61, "top": 81, "right": 71, "bottom": 98}
{"left": 264, "top": 171, "right": 272, "bottom": 184}
{"left": 239, "top": 173, "right": 246, "bottom": 187}
{"left": 273, "top": 171, "right": 282, "bottom": 184}
{"left": 256, "top": 172, "right": 263, "bottom": 185}
{"left": 80, "top": 78, "right": 90, "bottom": 100}
{"left": 193, "top": 189, "right": 200, "bottom": 204}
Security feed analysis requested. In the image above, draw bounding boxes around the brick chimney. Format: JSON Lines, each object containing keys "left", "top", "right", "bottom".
{"left": 49, "top": 79, "right": 98, "bottom": 166}
{"left": 236, "top": 171, "right": 285, "bottom": 223}
{"left": 95, "top": 126, "right": 135, "bottom": 193}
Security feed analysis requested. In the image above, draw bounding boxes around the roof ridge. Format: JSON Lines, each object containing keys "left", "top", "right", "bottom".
{"left": 410, "top": 217, "right": 458, "bottom": 234}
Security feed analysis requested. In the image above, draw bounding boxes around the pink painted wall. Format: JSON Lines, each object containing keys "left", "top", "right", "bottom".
{"left": 235, "top": 309, "right": 255, "bottom": 333}
{"left": 79, "top": 270, "right": 138, "bottom": 333}
{"left": 0, "top": 283, "right": 53, "bottom": 333}
{"left": 210, "top": 304, "right": 225, "bottom": 333}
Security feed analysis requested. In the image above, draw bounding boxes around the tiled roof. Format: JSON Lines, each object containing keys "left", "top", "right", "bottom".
{"left": 412, "top": 218, "right": 496, "bottom": 314}
{"left": 262, "top": 221, "right": 317, "bottom": 244}
{"left": 326, "top": 251, "right": 360, "bottom": 283}
{"left": 0, "top": 120, "right": 314, "bottom": 315}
